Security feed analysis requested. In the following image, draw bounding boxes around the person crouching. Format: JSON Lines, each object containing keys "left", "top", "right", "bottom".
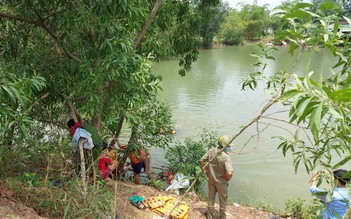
{"left": 98, "top": 147, "right": 119, "bottom": 182}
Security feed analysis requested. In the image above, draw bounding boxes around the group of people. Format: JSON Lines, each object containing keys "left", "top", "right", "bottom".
{"left": 67, "top": 115, "right": 350, "bottom": 219}
{"left": 96, "top": 137, "right": 149, "bottom": 185}
{"left": 67, "top": 116, "right": 148, "bottom": 185}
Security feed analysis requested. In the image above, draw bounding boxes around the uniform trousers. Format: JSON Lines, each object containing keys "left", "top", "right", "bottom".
{"left": 208, "top": 179, "right": 228, "bottom": 219}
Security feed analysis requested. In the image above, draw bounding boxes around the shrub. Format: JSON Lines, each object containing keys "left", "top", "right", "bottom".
{"left": 165, "top": 129, "right": 217, "bottom": 193}
{"left": 284, "top": 197, "right": 312, "bottom": 219}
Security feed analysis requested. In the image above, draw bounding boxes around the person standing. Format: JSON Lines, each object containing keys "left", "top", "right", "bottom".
{"left": 310, "top": 169, "right": 350, "bottom": 219}
{"left": 200, "top": 135, "right": 233, "bottom": 219}
{"left": 114, "top": 136, "right": 147, "bottom": 185}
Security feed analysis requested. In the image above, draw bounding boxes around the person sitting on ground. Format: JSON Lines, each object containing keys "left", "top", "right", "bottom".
{"left": 98, "top": 147, "right": 119, "bottom": 182}
{"left": 310, "top": 169, "right": 350, "bottom": 219}
{"left": 114, "top": 136, "right": 147, "bottom": 185}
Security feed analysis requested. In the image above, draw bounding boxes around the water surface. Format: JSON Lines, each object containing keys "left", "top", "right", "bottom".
{"left": 152, "top": 45, "right": 338, "bottom": 209}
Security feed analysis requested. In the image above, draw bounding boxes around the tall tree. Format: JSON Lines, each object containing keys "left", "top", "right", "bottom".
{"left": 218, "top": 9, "right": 245, "bottom": 45}
{"left": 0, "top": 0, "right": 211, "bottom": 148}
{"left": 193, "top": 0, "right": 229, "bottom": 48}
{"left": 240, "top": 3, "right": 271, "bottom": 40}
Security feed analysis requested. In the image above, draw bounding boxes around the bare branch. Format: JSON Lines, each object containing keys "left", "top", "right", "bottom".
{"left": 261, "top": 116, "right": 308, "bottom": 129}
{"left": 264, "top": 109, "right": 290, "bottom": 117}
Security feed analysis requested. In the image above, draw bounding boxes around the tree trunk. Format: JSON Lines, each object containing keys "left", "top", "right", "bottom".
{"left": 109, "top": 115, "right": 124, "bottom": 146}
{"left": 128, "top": 125, "right": 138, "bottom": 144}
{"left": 91, "top": 113, "right": 101, "bottom": 131}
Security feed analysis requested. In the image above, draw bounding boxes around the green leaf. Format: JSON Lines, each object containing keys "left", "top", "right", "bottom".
{"left": 342, "top": 170, "right": 351, "bottom": 179}
{"left": 269, "top": 9, "right": 286, "bottom": 17}
{"left": 296, "top": 97, "right": 313, "bottom": 117}
{"left": 328, "top": 106, "right": 342, "bottom": 119}
{"left": 313, "top": 191, "right": 328, "bottom": 196}
{"left": 293, "top": 3, "right": 314, "bottom": 10}
{"left": 294, "top": 157, "right": 301, "bottom": 174}
{"left": 320, "top": 1, "right": 342, "bottom": 12}
{"left": 334, "top": 92, "right": 351, "bottom": 101}
{"left": 332, "top": 87, "right": 351, "bottom": 97}
{"left": 20, "top": 124, "right": 30, "bottom": 140}
{"left": 310, "top": 102, "right": 323, "bottom": 132}
{"left": 297, "top": 101, "right": 318, "bottom": 124}
{"left": 280, "top": 89, "right": 301, "bottom": 102}
{"left": 332, "top": 156, "right": 351, "bottom": 170}
{"left": 282, "top": 10, "right": 313, "bottom": 21}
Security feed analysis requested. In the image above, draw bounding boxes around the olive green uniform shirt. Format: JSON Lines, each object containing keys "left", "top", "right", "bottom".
{"left": 201, "top": 147, "right": 233, "bottom": 184}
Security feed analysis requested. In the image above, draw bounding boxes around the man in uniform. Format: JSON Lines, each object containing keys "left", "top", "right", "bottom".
{"left": 200, "top": 135, "right": 233, "bottom": 219}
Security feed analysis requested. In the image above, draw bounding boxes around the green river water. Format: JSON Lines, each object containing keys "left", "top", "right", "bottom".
{"left": 151, "top": 45, "right": 338, "bottom": 209}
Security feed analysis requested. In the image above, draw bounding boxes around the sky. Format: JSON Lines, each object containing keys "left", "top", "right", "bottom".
{"left": 225, "top": 0, "right": 311, "bottom": 10}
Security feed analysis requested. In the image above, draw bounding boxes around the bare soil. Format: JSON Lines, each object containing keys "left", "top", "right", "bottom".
{"left": 0, "top": 181, "right": 270, "bottom": 219}
{"left": 114, "top": 181, "right": 269, "bottom": 219}
{"left": 0, "top": 184, "right": 47, "bottom": 219}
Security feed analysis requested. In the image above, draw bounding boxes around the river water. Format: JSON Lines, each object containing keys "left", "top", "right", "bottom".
{"left": 152, "top": 45, "right": 337, "bottom": 209}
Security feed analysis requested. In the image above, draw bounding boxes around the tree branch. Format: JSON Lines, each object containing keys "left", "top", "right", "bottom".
{"left": 27, "top": 1, "right": 82, "bottom": 62}
{"left": 0, "top": 3, "right": 81, "bottom": 63}
{"left": 132, "top": 0, "right": 164, "bottom": 51}
{"left": 0, "top": 12, "right": 39, "bottom": 25}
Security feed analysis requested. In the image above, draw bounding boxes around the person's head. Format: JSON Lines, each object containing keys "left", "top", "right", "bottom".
{"left": 67, "top": 119, "right": 75, "bottom": 128}
{"left": 218, "top": 135, "right": 231, "bottom": 152}
{"left": 333, "top": 169, "right": 350, "bottom": 186}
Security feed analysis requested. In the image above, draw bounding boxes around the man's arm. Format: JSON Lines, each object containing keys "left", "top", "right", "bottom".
{"left": 224, "top": 156, "right": 234, "bottom": 181}
{"left": 200, "top": 160, "right": 210, "bottom": 177}
{"left": 310, "top": 171, "right": 327, "bottom": 202}
{"left": 113, "top": 136, "right": 126, "bottom": 150}
{"left": 74, "top": 108, "right": 83, "bottom": 124}
{"left": 311, "top": 171, "right": 318, "bottom": 187}
{"left": 226, "top": 171, "right": 233, "bottom": 181}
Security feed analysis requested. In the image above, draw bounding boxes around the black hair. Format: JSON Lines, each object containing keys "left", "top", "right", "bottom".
{"left": 67, "top": 119, "right": 75, "bottom": 128}
{"left": 333, "top": 169, "right": 350, "bottom": 186}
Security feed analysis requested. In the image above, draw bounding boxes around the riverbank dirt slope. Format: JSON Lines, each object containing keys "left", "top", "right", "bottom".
{"left": 0, "top": 184, "right": 47, "bottom": 219}
{"left": 0, "top": 181, "right": 270, "bottom": 219}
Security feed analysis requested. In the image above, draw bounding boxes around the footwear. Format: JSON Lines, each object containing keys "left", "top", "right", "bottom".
{"left": 130, "top": 201, "right": 145, "bottom": 209}
{"left": 204, "top": 210, "right": 210, "bottom": 219}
